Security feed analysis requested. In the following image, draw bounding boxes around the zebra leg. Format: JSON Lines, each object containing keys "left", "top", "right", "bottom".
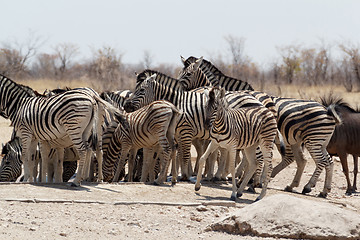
{"left": 236, "top": 151, "right": 248, "bottom": 186}
{"left": 39, "top": 141, "right": 51, "bottom": 183}
{"left": 177, "top": 138, "right": 192, "bottom": 181}
{"left": 285, "top": 143, "right": 307, "bottom": 192}
{"left": 83, "top": 150, "right": 94, "bottom": 181}
{"left": 72, "top": 149, "right": 87, "bottom": 187}
{"left": 53, "top": 148, "right": 64, "bottom": 183}
{"left": 141, "top": 148, "right": 152, "bottom": 182}
{"left": 96, "top": 147, "right": 103, "bottom": 182}
{"left": 127, "top": 149, "right": 137, "bottom": 182}
{"left": 271, "top": 144, "right": 294, "bottom": 178}
{"left": 192, "top": 139, "right": 205, "bottom": 175}
{"left": 204, "top": 150, "right": 218, "bottom": 180}
{"left": 253, "top": 147, "right": 264, "bottom": 189}
{"left": 170, "top": 148, "right": 177, "bottom": 185}
{"left": 27, "top": 140, "right": 38, "bottom": 183}
{"left": 236, "top": 145, "right": 257, "bottom": 199}
{"left": 303, "top": 144, "right": 333, "bottom": 197}
{"left": 235, "top": 150, "right": 245, "bottom": 178}
{"left": 214, "top": 148, "right": 227, "bottom": 181}
{"left": 226, "top": 148, "right": 238, "bottom": 201}
{"left": 195, "top": 141, "right": 219, "bottom": 191}
{"left": 154, "top": 142, "right": 172, "bottom": 185}
{"left": 256, "top": 143, "right": 274, "bottom": 201}
{"left": 113, "top": 148, "right": 131, "bottom": 182}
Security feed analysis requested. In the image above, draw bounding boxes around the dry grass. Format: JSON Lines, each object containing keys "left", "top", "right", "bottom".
{"left": 16, "top": 78, "right": 360, "bottom": 108}
{"left": 264, "top": 84, "right": 360, "bottom": 107}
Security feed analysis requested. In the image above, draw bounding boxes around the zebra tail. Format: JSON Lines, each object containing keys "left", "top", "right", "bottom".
{"left": 90, "top": 104, "right": 99, "bottom": 151}
{"left": 276, "top": 129, "right": 286, "bottom": 156}
{"left": 327, "top": 104, "right": 342, "bottom": 125}
{"left": 168, "top": 108, "right": 183, "bottom": 139}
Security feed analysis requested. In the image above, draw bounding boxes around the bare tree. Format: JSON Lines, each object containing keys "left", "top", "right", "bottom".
{"left": 142, "top": 50, "right": 153, "bottom": 69}
{"left": 0, "top": 30, "right": 45, "bottom": 78}
{"left": 53, "top": 42, "right": 79, "bottom": 79}
{"left": 339, "top": 42, "right": 360, "bottom": 90}
{"left": 32, "top": 53, "right": 57, "bottom": 78}
{"left": 88, "top": 46, "right": 124, "bottom": 89}
{"left": 277, "top": 45, "right": 301, "bottom": 84}
{"left": 224, "top": 35, "right": 246, "bottom": 65}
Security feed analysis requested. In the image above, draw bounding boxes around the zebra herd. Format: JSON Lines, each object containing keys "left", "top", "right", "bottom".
{"left": 0, "top": 55, "right": 343, "bottom": 202}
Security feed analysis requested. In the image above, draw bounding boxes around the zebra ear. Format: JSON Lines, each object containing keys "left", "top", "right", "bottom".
{"left": 149, "top": 73, "right": 157, "bottom": 80}
{"left": 193, "top": 56, "right": 203, "bottom": 70}
{"left": 180, "top": 55, "right": 186, "bottom": 64}
{"left": 134, "top": 71, "right": 139, "bottom": 77}
{"left": 203, "top": 89, "right": 209, "bottom": 97}
{"left": 8, "top": 143, "right": 16, "bottom": 153}
{"left": 209, "top": 88, "right": 216, "bottom": 101}
{"left": 219, "top": 87, "right": 226, "bottom": 98}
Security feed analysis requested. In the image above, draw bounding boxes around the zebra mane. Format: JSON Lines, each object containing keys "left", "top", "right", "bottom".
{"left": 135, "top": 69, "right": 184, "bottom": 90}
{"left": 0, "top": 74, "right": 37, "bottom": 98}
{"left": 184, "top": 56, "right": 225, "bottom": 76}
{"left": 320, "top": 94, "right": 359, "bottom": 113}
{"left": 184, "top": 56, "right": 254, "bottom": 91}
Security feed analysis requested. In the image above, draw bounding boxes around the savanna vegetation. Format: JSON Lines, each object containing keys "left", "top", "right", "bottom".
{"left": 1, "top": 33, "right": 360, "bottom": 105}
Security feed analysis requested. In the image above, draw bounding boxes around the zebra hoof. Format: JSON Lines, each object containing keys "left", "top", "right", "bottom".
{"left": 246, "top": 186, "right": 256, "bottom": 193}
{"left": 230, "top": 194, "right": 237, "bottom": 201}
{"left": 71, "top": 182, "right": 80, "bottom": 187}
{"left": 236, "top": 192, "right": 243, "bottom": 198}
{"left": 284, "top": 186, "right": 293, "bottom": 192}
{"left": 153, "top": 181, "right": 161, "bottom": 186}
{"left": 211, "top": 177, "right": 221, "bottom": 182}
{"left": 302, "top": 187, "right": 311, "bottom": 194}
{"left": 318, "top": 192, "right": 328, "bottom": 198}
{"left": 195, "top": 184, "right": 201, "bottom": 191}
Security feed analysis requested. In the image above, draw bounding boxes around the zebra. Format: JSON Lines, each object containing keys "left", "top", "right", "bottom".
{"left": 0, "top": 136, "right": 78, "bottom": 182}
{"left": 179, "top": 56, "right": 341, "bottom": 197}
{"left": 195, "top": 87, "right": 278, "bottom": 201}
{"left": 102, "top": 99, "right": 181, "bottom": 185}
{"left": 0, "top": 74, "right": 119, "bottom": 186}
{"left": 123, "top": 70, "right": 271, "bottom": 182}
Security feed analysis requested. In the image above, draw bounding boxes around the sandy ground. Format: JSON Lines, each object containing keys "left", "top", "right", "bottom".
{"left": 0, "top": 118, "right": 359, "bottom": 239}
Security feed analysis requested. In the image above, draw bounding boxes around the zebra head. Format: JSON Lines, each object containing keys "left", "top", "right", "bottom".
{"left": 123, "top": 73, "right": 157, "bottom": 112}
{"left": 204, "top": 87, "right": 227, "bottom": 130}
{"left": 178, "top": 56, "right": 204, "bottom": 90}
{"left": 0, "top": 137, "right": 22, "bottom": 182}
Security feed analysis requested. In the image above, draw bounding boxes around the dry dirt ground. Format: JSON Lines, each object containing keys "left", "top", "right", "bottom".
{"left": 0, "top": 118, "right": 359, "bottom": 239}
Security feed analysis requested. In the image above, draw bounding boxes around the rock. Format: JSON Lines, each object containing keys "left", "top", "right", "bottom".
{"left": 207, "top": 194, "right": 360, "bottom": 239}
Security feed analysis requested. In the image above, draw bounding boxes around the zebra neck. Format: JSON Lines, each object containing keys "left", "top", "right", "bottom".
{"left": 212, "top": 108, "right": 229, "bottom": 134}
{"left": 0, "top": 77, "right": 34, "bottom": 122}
{"left": 153, "top": 80, "right": 184, "bottom": 107}
{"left": 199, "top": 64, "right": 220, "bottom": 87}
{"left": 200, "top": 61, "right": 254, "bottom": 91}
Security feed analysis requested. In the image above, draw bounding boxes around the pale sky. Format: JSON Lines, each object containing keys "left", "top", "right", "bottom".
{"left": 1, "top": 0, "right": 359, "bottom": 67}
